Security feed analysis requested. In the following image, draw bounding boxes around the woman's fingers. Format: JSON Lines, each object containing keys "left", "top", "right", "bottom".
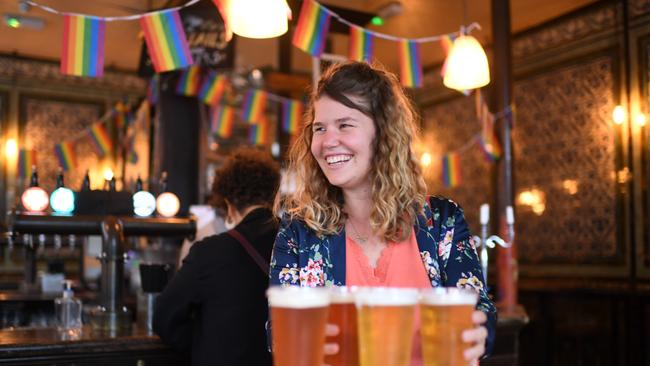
{"left": 471, "top": 310, "right": 487, "bottom": 325}
{"left": 324, "top": 342, "right": 339, "bottom": 355}
{"left": 462, "top": 311, "right": 488, "bottom": 362}
{"left": 324, "top": 324, "right": 340, "bottom": 356}
{"left": 325, "top": 324, "right": 340, "bottom": 336}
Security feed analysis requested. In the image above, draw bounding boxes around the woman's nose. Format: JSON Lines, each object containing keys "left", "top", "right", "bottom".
{"left": 321, "top": 129, "right": 339, "bottom": 148}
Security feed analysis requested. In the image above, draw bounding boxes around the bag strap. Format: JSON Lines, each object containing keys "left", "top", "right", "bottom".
{"left": 227, "top": 229, "right": 269, "bottom": 276}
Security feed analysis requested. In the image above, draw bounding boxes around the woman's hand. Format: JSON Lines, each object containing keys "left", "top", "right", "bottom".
{"left": 323, "top": 324, "right": 339, "bottom": 366}
{"left": 462, "top": 310, "right": 488, "bottom": 366}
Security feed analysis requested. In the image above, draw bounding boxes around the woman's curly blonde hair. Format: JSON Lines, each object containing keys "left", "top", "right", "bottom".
{"left": 282, "top": 61, "right": 427, "bottom": 242}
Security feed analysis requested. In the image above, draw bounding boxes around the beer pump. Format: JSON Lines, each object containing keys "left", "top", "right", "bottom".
{"left": 473, "top": 204, "right": 514, "bottom": 286}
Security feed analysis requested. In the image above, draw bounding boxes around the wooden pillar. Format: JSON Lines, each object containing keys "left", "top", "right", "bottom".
{"left": 491, "top": 0, "right": 518, "bottom": 309}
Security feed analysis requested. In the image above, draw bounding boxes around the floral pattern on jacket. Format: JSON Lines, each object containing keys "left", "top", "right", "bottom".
{"left": 269, "top": 196, "right": 498, "bottom": 354}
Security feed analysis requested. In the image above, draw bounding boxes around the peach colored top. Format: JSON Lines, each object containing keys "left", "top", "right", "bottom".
{"left": 346, "top": 228, "right": 431, "bottom": 366}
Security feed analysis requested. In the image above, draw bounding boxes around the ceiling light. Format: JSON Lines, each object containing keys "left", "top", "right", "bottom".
{"left": 443, "top": 35, "right": 490, "bottom": 90}
{"left": 228, "top": 0, "right": 290, "bottom": 39}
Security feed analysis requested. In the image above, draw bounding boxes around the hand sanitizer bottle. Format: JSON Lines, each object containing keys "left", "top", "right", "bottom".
{"left": 55, "top": 280, "right": 82, "bottom": 336}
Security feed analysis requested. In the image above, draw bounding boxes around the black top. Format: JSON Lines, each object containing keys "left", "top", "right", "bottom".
{"left": 154, "top": 208, "right": 278, "bottom": 366}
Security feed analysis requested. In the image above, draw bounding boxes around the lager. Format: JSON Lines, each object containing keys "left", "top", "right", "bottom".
{"left": 267, "top": 286, "right": 330, "bottom": 366}
{"left": 325, "top": 286, "right": 359, "bottom": 366}
{"left": 419, "top": 288, "right": 478, "bottom": 366}
{"left": 355, "top": 287, "right": 419, "bottom": 366}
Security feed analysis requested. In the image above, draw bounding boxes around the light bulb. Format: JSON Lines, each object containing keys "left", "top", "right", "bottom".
{"left": 420, "top": 152, "right": 432, "bottom": 167}
{"left": 612, "top": 105, "right": 625, "bottom": 125}
{"left": 443, "top": 35, "right": 490, "bottom": 90}
{"left": 133, "top": 191, "right": 156, "bottom": 217}
{"left": 229, "top": 0, "right": 289, "bottom": 39}
{"left": 22, "top": 186, "right": 49, "bottom": 212}
{"left": 103, "top": 168, "right": 114, "bottom": 181}
{"left": 50, "top": 187, "right": 75, "bottom": 214}
{"left": 635, "top": 113, "right": 646, "bottom": 127}
{"left": 156, "top": 192, "right": 180, "bottom": 217}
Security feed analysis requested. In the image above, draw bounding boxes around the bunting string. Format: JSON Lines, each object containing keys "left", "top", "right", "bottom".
{"left": 24, "top": 0, "right": 200, "bottom": 21}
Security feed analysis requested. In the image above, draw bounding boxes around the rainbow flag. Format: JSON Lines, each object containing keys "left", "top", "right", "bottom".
{"left": 211, "top": 105, "right": 236, "bottom": 138}
{"left": 54, "top": 141, "right": 76, "bottom": 172}
{"left": 113, "top": 102, "right": 132, "bottom": 130}
{"left": 241, "top": 89, "right": 267, "bottom": 123}
{"left": 349, "top": 26, "right": 373, "bottom": 62}
{"left": 88, "top": 122, "right": 112, "bottom": 157}
{"left": 398, "top": 39, "right": 423, "bottom": 88}
{"left": 176, "top": 65, "right": 202, "bottom": 96}
{"left": 17, "top": 149, "right": 37, "bottom": 179}
{"left": 199, "top": 72, "right": 228, "bottom": 106}
{"left": 140, "top": 9, "right": 193, "bottom": 73}
{"left": 248, "top": 120, "right": 271, "bottom": 145}
{"left": 281, "top": 100, "right": 304, "bottom": 134}
{"left": 442, "top": 152, "right": 461, "bottom": 188}
{"left": 60, "top": 15, "right": 106, "bottom": 77}
{"left": 292, "top": 0, "right": 331, "bottom": 57}
{"left": 439, "top": 34, "right": 455, "bottom": 77}
{"left": 479, "top": 134, "right": 501, "bottom": 162}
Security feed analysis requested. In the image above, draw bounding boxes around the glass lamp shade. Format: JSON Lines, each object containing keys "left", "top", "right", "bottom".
{"left": 22, "top": 187, "right": 49, "bottom": 212}
{"left": 229, "top": 0, "right": 289, "bottom": 39}
{"left": 133, "top": 191, "right": 156, "bottom": 217}
{"left": 443, "top": 35, "right": 491, "bottom": 90}
{"left": 156, "top": 192, "right": 180, "bottom": 217}
{"left": 50, "top": 187, "right": 75, "bottom": 214}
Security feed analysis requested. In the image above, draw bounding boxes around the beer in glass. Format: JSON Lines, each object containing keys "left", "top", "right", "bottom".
{"left": 355, "top": 287, "right": 419, "bottom": 366}
{"left": 325, "top": 286, "right": 359, "bottom": 366}
{"left": 266, "top": 286, "right": 330, "bottom": 366}
{"left": 419, "top": 287, "right": 478, "bottom": 366}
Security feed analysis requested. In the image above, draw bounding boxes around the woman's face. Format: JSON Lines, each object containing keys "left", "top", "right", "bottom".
{"left": 310, "top": 95, "right": 376, "bottom": 195}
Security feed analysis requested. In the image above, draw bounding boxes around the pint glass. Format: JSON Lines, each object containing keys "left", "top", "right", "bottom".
{"left": 324, "top": 286, "right": 359, "bottom": 366}
{"left": 419, "top": 287, "right": 478, "bottom": 366}
{"left": 266, "top": 286, "right": 330, "bottom": 366}
{"left": 355, "top": 287, "right": 419, "bottom": 366}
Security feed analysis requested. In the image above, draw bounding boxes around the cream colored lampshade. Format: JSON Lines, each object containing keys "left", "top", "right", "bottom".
{"left": 443, "top": 35, "right": 491, "bottom": 90}
{"left": 229, "top": 0, "right": 289, "bottom": 39}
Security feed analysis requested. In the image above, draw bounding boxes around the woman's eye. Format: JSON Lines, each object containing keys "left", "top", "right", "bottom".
{"left": 313, "top": 126, "right": 324, "bottom": 133}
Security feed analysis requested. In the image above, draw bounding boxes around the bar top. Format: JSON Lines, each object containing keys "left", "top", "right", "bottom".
{"left": 0, "top": 325, "right": 173, "bottom": 362}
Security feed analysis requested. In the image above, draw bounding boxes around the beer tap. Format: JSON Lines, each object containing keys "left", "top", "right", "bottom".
{"left": 472, "top": 203, "right": 510, "bottom": 286}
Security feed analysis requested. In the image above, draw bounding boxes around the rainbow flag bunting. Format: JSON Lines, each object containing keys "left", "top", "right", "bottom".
{"left": 241, "top": 89, "right": 267, "bottom": 123}
{"left": 60, "top": 15, "right": 106, "bottom": 77}
{"left": 479, "top": 134, "right": 501, "bottom": 163}
{"left": 439, "top": 34, "right": 455, "bottom": 77}
{"left": 349, "top": 26, "right": 374, "bottom": 62}
{"left": 199, "top": 72, "right": 229, "bottom": 106}
{"left": 211, "top": 105, "right": 236, "bottom": 138}
{"left": 249, "top": 120, "right": 271, "bottom": 145}
{"left": 281, "top": 100, "right": 304, "bottom": 134}
{"left": 17, "top": 149, "right": 37, "bottom": 178}
{"left": 292, "top": 0, "right": 331, "bottom": 57}
{"left": 398, "top": 39, "right": 423, "bottom": 88}
{"left": 88, "top": 122, "right": 113, "bottom": 157}
{"left": 54, "top": 141, "right": 76, "bottom": 172}
{"left": 113, "top": 102, "right": 132, "bottom": 130}
{"left": 442, "top": 152, "right": 461, "bottom": 188}
{"left": 140, "top": 9, "right": 193, "bottom": 73}
{"left": 176, "top": 65, "right": 202, "bottom": 96}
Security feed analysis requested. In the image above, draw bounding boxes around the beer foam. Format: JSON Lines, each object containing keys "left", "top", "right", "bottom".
{"left": 420, "top": 288, "right": 478, "bottom": 305}
{"left": 329, "top": 286, "right": 358, "bottom": 304}
{"left": 267, "top": 286, "right": 330, "bottom": 308}
{"left": 354, "top": 287, "right": 419, "bottom": 306}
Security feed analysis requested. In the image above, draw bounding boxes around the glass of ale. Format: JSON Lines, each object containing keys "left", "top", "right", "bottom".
{"left": 266, "top": 286, "right": 330, "bottom": 366}
{"left": 419, "top": 287, "right": 478, "bottom": 366}
{"left": 355, "top": 287, "right": 419, "bottom": 366}
{"left": 325, "top": 286, "right": 359, "bottom": 366}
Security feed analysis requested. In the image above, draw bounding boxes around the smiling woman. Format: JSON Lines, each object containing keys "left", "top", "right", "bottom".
{"left": 270, "top": 61, "right": 497, "bottom": 365}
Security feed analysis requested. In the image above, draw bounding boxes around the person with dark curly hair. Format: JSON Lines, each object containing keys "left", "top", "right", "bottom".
{"left": 154, "top": 147, "right": 280, "bottom": 366}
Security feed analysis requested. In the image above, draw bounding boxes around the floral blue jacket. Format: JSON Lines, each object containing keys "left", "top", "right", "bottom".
{"left": 269, "top": 196, "right": 497, "bottom": 355}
